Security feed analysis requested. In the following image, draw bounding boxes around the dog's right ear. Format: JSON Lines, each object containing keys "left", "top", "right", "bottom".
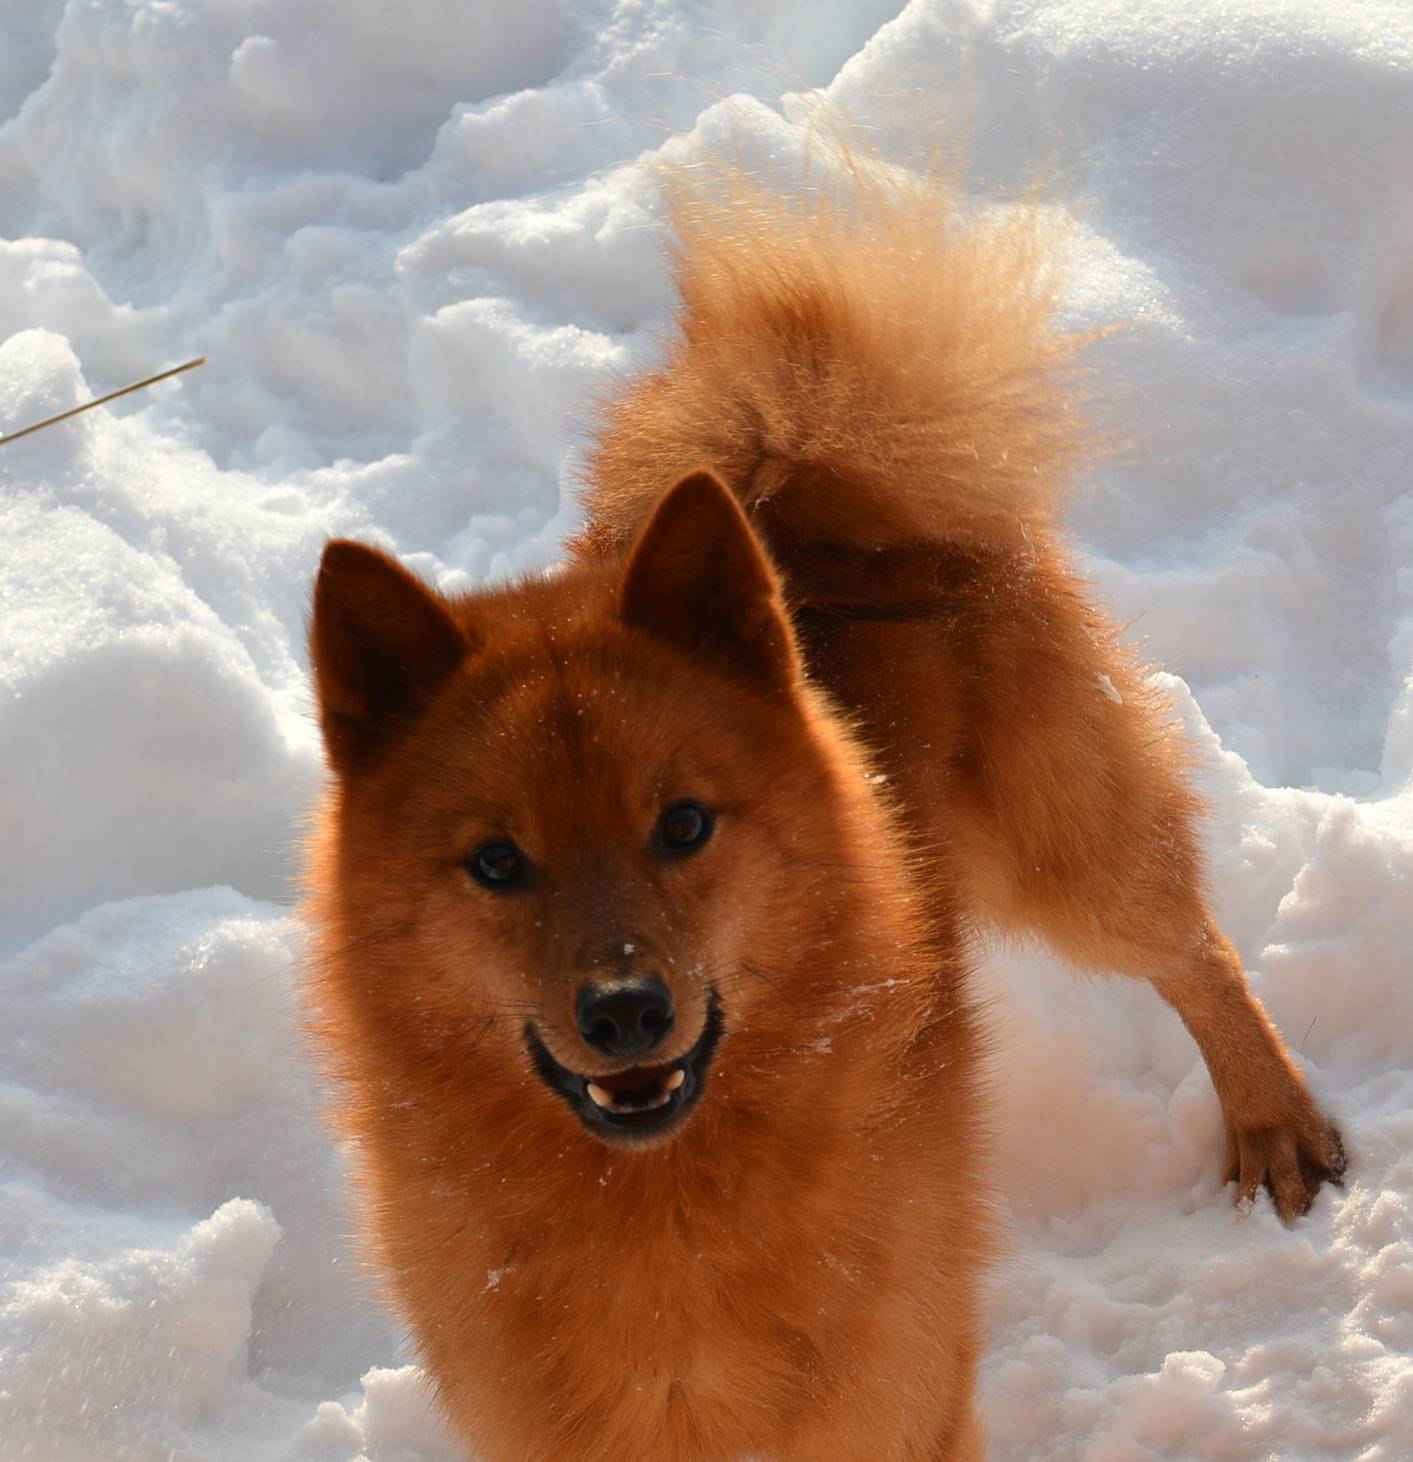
{"left": 309, "top": 540, "right": 470, "bottom": 777}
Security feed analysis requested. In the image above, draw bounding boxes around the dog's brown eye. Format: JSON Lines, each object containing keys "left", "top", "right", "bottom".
{"left": 655, "top": 801, "right": 714, "bottom": 857}
{"left": 467, "top": 840, "right": 531, "bottom": 891}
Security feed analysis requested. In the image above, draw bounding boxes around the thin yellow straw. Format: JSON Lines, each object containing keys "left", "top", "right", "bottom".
{"left": 0, "top": 357, "right": 205, "bottom": 446}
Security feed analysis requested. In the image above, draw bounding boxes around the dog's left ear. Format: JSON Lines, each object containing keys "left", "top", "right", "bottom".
{"left": 620, "top": 470, "right": 800, "bottom": 689}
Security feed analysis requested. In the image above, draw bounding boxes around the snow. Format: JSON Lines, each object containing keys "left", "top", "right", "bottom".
{"left": 1, "top": 1, "right": 1410, "bottom": 1458}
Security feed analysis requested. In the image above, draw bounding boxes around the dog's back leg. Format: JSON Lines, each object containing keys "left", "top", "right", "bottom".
{"left": 975, "top": 873, "right": 1345, "bottom": 1220}
{"left": 945, "top": 547, "right": 1346, "bottom": 1219}
{"left": 800, "top": 543, "right": 1346, "bottom": 1220}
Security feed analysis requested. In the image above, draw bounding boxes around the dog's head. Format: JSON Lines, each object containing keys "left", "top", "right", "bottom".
{"left": 308, "top": 472, "right": 882, "bottom": 1149}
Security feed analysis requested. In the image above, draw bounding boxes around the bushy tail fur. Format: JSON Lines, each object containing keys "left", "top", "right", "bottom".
{"left": 578, "top": 124, "right": 1097, "bottom": 566}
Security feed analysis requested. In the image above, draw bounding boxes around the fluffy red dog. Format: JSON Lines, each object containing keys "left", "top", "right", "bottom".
{"left": 304, "top": 140, "right": 1344, "bottom": 1460}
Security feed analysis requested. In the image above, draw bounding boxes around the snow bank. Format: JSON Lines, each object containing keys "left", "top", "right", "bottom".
{"left": 1, "top": 2, "right": 1410, "bottom": 1458}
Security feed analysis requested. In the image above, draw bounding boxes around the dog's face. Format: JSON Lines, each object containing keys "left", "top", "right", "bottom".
{"left": 310, "top": 474, "right": 850, "bottom": 1149}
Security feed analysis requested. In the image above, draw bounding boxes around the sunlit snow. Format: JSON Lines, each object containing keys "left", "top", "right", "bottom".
{"left": 2, "top": 3, "right": 1412, "bottom": 1458}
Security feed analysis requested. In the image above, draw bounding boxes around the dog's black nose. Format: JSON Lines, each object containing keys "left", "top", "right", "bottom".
{"left": 575, "top": 977, "right": 675, "bottom": 1060}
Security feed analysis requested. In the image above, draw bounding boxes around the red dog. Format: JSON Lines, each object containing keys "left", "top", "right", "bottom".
{"left": 304, "top": 139, "right": 1343, "bottom": 1460}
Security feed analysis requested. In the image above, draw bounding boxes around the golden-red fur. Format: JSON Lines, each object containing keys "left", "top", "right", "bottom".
{"left": 304, "top": 133, "right": 1343, "bottom": 1462}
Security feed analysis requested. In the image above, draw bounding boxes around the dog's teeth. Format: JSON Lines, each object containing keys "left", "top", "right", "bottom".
{"left": 587, "top": 1071, "right": 682, "bottom": 1115}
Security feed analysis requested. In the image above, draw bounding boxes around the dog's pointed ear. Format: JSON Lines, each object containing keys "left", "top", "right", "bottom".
{"left": 310, "top": 540, "right": 470, "bottom": 777}
{"left": 620, "top": 471, "right": 799, "bottom": 688}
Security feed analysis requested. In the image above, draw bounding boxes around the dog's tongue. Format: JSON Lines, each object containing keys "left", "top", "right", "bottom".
{"left": 593, "top": 1063, "right": 671, "bottom": 1093}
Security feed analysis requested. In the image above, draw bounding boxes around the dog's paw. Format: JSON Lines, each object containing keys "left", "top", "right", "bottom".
{"left": 1222, "top": 1119, "right": 1347, "bottom": 1222}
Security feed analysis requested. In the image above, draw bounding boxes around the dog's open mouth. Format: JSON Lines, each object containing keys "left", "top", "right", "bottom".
{"left": 525, "top": 989, "right": 724, "bottom": 1144}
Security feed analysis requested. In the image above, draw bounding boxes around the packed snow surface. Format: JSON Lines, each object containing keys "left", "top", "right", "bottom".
{"left": 2, "top": 2, "right": 1412, "bottom": 1458}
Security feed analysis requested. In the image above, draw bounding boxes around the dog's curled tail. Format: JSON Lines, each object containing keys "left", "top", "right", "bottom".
{"left": 578, "top": 127, "right": 1099, "bottom": 567}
